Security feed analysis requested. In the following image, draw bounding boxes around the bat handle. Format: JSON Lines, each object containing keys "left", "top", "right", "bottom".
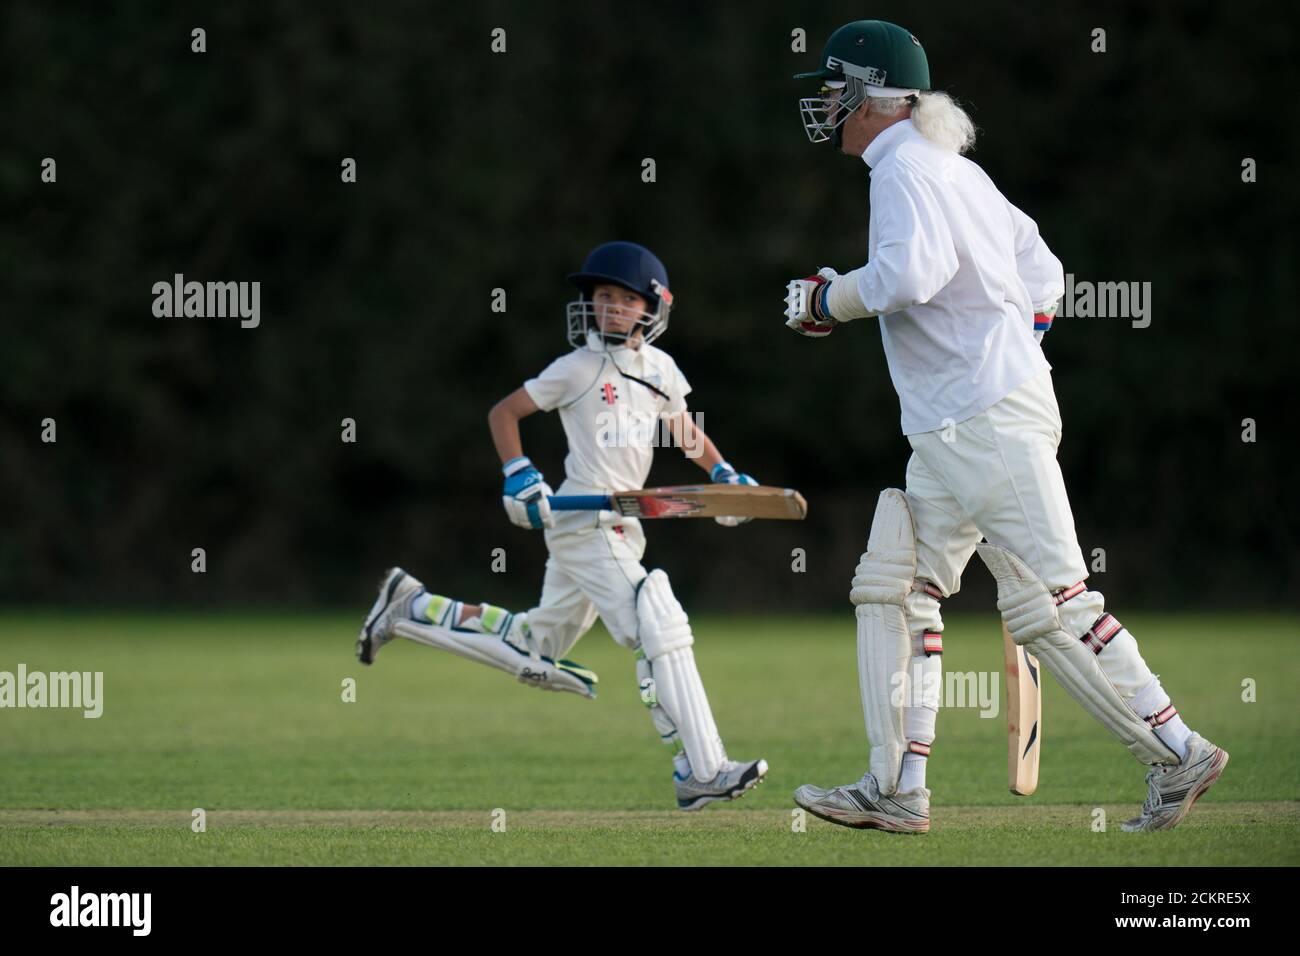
{"left": 546, "top": 495, "right": 612, "bottom": 511}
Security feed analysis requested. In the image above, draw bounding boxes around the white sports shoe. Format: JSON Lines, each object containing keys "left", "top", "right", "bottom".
{"left": 793, "top": 772, "right": 930, "bottom": 833}
{"left": 675, "top": 758, "right": 769, "bottom": 811}
{"left": 356, "top": 567, "right": 424, "bottom": 665}
{"left": 1121, "top": 732, "right": 1229, "bottom": 832}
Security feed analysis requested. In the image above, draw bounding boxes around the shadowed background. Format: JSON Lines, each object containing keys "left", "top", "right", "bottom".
{"left": 1, "top": 0, "right": 1294, "bottom": 613}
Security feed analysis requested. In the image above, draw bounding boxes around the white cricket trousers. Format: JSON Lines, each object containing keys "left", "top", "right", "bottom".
{"left": 525, "top": 508, "right": 649, "bottom": 660}
{"left": 903, "top": 370, "right": 1154, "bottom": 698}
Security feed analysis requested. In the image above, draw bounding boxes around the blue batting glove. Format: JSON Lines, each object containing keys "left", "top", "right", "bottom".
{"left": 711, "top": 461, "right": 758, "bottom": 487}
{"left": 502, "top": 456, "right": 555, "bottom": 530}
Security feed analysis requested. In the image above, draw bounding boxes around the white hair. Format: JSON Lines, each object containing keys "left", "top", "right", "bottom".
{"left": 911, "top": 91, "right": 977, "bottom": 154}
{"left": 867, "top": 91, "right": 977, "bottom": 154}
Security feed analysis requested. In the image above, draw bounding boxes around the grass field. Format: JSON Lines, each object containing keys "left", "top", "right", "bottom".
{"left": 1, "top": 610, "right": 1296, "bottom": 865}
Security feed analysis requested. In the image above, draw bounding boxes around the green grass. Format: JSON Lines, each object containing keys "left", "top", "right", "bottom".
{"left": 0, "top": 610, "right": 1295, "bottom": 865}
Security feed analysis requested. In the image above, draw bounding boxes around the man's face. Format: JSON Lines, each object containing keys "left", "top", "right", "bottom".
{"left": 591, "top": 283, "right": 649, "bottom": 345}
{"left": 838, "top": 97, "right": 875, "bottom": 157}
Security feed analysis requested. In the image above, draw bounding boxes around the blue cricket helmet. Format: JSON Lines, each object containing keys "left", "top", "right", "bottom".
{"left": 566, "top": 241, "right": 674, "bottom": 349}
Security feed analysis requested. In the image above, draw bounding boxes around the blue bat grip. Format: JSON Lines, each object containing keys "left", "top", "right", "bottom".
{"left": 547, "top": 495, "right": 613, "bottom": 511}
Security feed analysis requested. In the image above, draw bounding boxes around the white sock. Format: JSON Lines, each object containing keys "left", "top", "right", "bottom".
{"left": 1130, "top": 676, "right": 1190, "bottom": 761}
{"left": 1155, "top": 714, "right": 1192, "bottom": 761}
{"left": 900, "top": 644, "right": 939, "bottom": 793}
{"left": 899, "top": 752, "right": 928, "bottom": 792}
{"left": 673, "top": 752, "right": 692, "bottom": 780}
{"left": 411, "top": 592, "right": 432, "bottom": 622}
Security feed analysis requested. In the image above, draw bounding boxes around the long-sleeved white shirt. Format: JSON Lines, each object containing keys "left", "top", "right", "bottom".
{"left": 841, "top": 119, "right": 1063, "bottom": 435}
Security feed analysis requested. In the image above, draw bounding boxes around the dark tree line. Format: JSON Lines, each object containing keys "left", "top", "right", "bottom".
{"left": 2, "top": 2, "right": 1294, "bottom": 610}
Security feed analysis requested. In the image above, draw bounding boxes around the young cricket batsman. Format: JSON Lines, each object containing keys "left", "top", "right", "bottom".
{"left": 784, "top": 21, "right": 1227, "bottom": 833}
{"left": 356, "top": 241, "right": 768, "bottom": 810}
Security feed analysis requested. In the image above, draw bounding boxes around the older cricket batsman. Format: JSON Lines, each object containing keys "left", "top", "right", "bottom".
{"left": 784, "top": 20, "right": 1227, "bottom": 833}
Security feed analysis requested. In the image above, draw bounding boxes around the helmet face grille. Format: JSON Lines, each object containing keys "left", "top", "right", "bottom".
{"left": 566, "top": 299, "right": 670, "bottom": 350}
{"left": 798, "top": 80, "right": 866, "bottom": 143}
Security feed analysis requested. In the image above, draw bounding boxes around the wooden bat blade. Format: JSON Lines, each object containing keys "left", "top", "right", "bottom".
{"left": 1003, "top": 623, "right": 1042, "bottom": 795}
{"left": 606, "top": 485, "right": 808, "bottom": 520}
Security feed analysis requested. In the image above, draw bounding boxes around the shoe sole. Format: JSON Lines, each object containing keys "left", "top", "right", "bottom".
{"left": 1150, "top": 746, "right": 1229, "bottom": 832}
{"left": 357, "top": 568, "right": 407, "bottom": 665}
{"left": 794, "top": 796, "right": 930, "bottom": 834}
{"left": 678, "top": 760, "right": 769, "bottom": 811}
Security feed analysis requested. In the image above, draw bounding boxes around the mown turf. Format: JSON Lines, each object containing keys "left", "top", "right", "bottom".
{"left": 0, "top": 611, "right": 1295, "bottom": 865}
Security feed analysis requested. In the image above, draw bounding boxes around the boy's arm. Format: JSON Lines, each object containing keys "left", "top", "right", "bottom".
{"left": 489, "top": 387, "right": 554, "bottom": 530}
{"left": 668, "top": 412, "right": 756, "bottom": 527}
{"left": 488, "top": 386, "right": 541, "bottom": 465}
{"left": 668, "top": 411, "right": 724, "bottom": 475}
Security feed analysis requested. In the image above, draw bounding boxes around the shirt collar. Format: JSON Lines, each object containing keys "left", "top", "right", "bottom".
{"left": 862, "top": 118, "right": 920, "bottom": 170}
{"left": 585, "top": 328, "right": 643, "bottom": 366}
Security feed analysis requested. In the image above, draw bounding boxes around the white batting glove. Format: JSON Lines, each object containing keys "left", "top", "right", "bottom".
{"left": 501, "top": 456, "right": 555, "bottom": 530}
{"left": 784, "top": 267, "right": 840, "bottom": 337}
{"left": 711, "top": 461, "right": 757, "bottom": 527}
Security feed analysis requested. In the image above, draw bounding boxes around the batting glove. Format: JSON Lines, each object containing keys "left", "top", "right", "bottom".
{"left": 502, "top": 456, "right": 555, "bottom": 530}
{"left": 784, "top": 267, "right": 839, "bottom": 337}
{"left": 711, "top": 461, "right": 758, "bottom": 527}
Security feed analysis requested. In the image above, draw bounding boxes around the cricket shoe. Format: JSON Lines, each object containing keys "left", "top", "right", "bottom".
{"left": 793, "top": 773, "right": 930, "bottom": 833}
{"left": 1121, "top": 733, "right": 1229, "bottom": 832}
{"left": 357, "top": 567, "right": 424, "bottom": 665}
{"left": 675, "top": 758, "right": 769, "bottom": 811}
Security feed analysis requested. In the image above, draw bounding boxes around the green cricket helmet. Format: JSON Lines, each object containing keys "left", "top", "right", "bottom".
{"left": 795, "top": 20, "right": 931, "bottom": 144}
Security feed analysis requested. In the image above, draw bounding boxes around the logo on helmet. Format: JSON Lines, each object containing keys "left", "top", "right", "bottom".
{"left": 825, "top": 56, "right": 887, "bottom": 87}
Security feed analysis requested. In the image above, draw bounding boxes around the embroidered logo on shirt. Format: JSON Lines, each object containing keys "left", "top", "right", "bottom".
{"left": 602, "top": 383, "right": 619, "bottom": 405}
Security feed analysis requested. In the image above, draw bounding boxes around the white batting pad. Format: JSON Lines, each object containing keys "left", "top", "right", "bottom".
{"left": 647, "top": 647, "right": 724, "bottom": 782}
{"left": 392, "top": 620, "right": 595, "bottom": 698}
{"left": 637, "top": 570, "right": 724, "bottom": 781}
{"left": 850, "top": 489, "right": 917, "bottom": 794}
{"left": 977, "top": 544, "right": 1178, "bottom": 765}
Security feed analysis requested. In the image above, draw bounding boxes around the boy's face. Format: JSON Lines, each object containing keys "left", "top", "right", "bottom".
{"left": 591, "top": 283, "right": 650, "bottom": 345}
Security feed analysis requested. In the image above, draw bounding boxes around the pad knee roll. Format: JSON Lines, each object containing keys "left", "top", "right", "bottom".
{"left": 637, "top": 569, "right": 693, "bottom": 660}
{"left": 850, "top": 489, "right": 917, "bottom": 607}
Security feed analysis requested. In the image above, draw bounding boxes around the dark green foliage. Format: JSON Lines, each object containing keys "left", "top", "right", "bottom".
{"left": 1, "top": 3, "right": 1293, "bottom": 608}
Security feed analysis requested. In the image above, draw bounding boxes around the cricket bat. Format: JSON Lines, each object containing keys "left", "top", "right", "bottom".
{"left": 1003, "top": 623, "right": 1042, "bottom": 795}
{"left": 549, "top": 484, "right": 807, "bottom": 520}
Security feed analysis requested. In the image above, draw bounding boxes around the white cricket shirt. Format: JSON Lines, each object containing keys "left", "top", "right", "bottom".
{"left": 523, "top": 331, "right": 691, "bottom": 495}
{"left": 846, "top": 119, "right": 1063, "bottom": 435}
